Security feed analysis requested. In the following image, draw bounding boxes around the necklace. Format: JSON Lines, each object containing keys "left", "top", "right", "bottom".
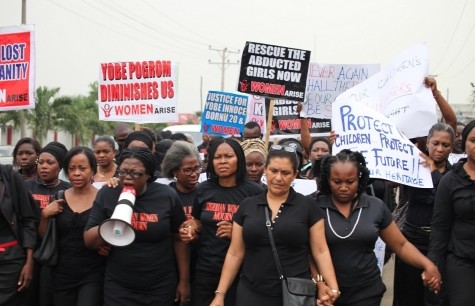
{"left": 326, "top": 207, "right": 362, "bottom": 239}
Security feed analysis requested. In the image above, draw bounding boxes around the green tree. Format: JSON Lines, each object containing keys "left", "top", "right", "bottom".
{"left": 25, "top": 86, "right": 61, "bottom": 144}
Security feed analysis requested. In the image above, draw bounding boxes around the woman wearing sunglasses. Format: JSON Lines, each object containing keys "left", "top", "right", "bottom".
{"left": 209, "top": 144, "right": 339, "bottom": 306}
{"left": 84, "top": 147, "right": 190, "bottom": 306}
{"left": 180, "top": 138, "right": 263, "bottom": 306}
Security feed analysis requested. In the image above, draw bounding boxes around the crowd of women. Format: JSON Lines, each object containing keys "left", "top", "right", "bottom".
{"left": 0, "top": 78, "right": 474, "bottom": 306}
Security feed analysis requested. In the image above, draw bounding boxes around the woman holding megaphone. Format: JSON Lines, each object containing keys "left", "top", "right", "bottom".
{"left": 84, "top": 147, "right": 190, "bottom": 306}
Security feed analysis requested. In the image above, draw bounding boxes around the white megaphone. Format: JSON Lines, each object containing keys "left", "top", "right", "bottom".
{"left": 99, "top": 186, "right": 136, "bottom": 247}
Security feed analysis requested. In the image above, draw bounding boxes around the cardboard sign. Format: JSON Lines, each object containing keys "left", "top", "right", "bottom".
{"left": 335, "top": 43, "right": 436, "bottom": 139}
{"left": 332, "top": 97, "right": 433, "bottom": 188}
{"left": 0, "top": 25, "right": 35, "bottom": 111}
{"left": 238, "top": 42, "right": 311, "bottom": 102}
{"left": 201, "top": 91, "right": 248, "bottom": 136}
{"left": 302, "top": 62, "right": 380, "bottom": 119}
{"left": 98, "top": 60, "right": 178, "bottom": 123}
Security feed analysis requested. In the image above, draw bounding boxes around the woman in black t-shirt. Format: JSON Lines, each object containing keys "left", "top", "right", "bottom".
{"left": 210, "top": 145, "right": 339, "bottom": 306}
{"left": 84, "top": 148, "right": 189, "bottom": 306}
{"left": 317, "top": 150, "right": 441, "bottom": 306}
{"left": 180, "top": 138, "right": 263, "bottom": 306}
{"left": 40, "top": 147, "right": 106, "bottom": 305}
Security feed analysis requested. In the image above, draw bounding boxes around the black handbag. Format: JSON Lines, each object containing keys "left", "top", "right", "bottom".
{"left": 33, "top": 190, "right": 63, "bottom": 266}
{"left": 265, "top": 208, "right": 315, "bottom": 306}
{"left": 393, "top": 201, "right": 408, "bottom": 231}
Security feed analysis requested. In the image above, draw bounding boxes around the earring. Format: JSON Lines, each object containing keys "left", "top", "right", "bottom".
{"left": 173, "top": 176, "right": 178, "bottom": 181}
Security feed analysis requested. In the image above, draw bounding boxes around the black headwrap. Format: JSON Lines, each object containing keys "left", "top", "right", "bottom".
{"left": 124, "top": 131, "right": 153, "bottom": 150}
{"left": 40, "top": 141, "right": 68, "bottom": 169}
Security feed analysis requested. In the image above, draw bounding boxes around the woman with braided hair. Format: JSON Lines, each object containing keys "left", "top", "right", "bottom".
{"left": 84, "top": 147, "right": 190, "bottom": 306}
{"left": 316, "top": 149, "right": 441, "bottom": 306}
{"left": 240, "top": 138, "right": 267, "bottom": 187}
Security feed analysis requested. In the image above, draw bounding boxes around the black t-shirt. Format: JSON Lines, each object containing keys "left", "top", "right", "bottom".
{"left": 317, "top": 193, "right": 392, "bottom": 303}
{"left": 85, "top": 182, "right": 186, "bottom": 292}
{"left": 53, "top": 201, "right": 105, "bottom": 289}
{"left": 234, "top": 188, "right": 323, "bottom": 296}
{"left": 24, "top": 179, "right": 72, "bottom": 209}
{"left": 169, "top": 181, "right": 196, "bottom": 219}
{"left": 191, "top": 179, "right": 263, "bottom": 274}
{"left": 405, "top": 161, "right": 451, "bottom": 227}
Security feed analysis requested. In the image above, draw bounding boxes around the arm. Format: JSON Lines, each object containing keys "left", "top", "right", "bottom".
{"left": 209, "top": 222, "right": 245, "bottom": 306}
{"left": 309, "top": 219, "right": 339, "bottom": 302}
{"left": 380, "top": 221, "right": 441, "bottom": 292}
{"left": 428, "top": 176, "right": 453, "bottom": 266}
{"left": 173, "top": 234, "right": 190, "bottom": 306}
{"left": 309, "top": 256, "right": 335, "bottom": 306}
{"left": 17, "top": 248, "right": 34, "bottom": 292}
{"left": 38, "top": 198, "right": 65, "bottom": 237}
{"left": 424, "top": 77, "right": 456, "bottom": 131}
{"left": 297, "top": 102, "right": 311, "bottom": 157}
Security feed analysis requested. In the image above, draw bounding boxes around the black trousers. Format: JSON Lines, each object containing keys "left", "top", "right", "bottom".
{"left": 192, "top": 270, "right": 237, "bottom": 306}
{"left": 53, "top": 281, "right": 103, "bottom": 306}
{"left": 235, "top": 280, "right": 281, "bottom": 306}
{"left": 393, "top": 224, "right": 448, "bottom": 306}
{"left": 445, "top": 254, "right": 475, "bottom": 306}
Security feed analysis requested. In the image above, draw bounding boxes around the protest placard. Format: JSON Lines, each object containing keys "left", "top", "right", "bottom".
{"left": 302, "top": 62, "right": 380, "bottom": 119}
{"left": 98, "top": 60, "right": 178, "bottom": 123}
{"left": 201, "top": 91, "right": 248, "bottom": 136}
{"left": 335, "top": 43, "right": 436, "bottom": 139}
{"left": 0, "top": 25, "right": 35, "bottom": 111}
{"left": 237, "top": 42, "right": 311, "bottom": 102}
{"left": 266, "top": 99, "right": 331, "bottom": 137}
{"left": 332, "top": 97, "right": 433, "bottom": 188}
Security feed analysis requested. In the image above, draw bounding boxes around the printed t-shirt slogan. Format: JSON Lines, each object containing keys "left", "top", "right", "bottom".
{"left": 98, "top": 60, "right": 178, "bottom": 123}
{"left": 0, "top": 25, "right": 35, "bottom": 111}
{"left": 238, "top": 42, "right": 310, "bottom": 102}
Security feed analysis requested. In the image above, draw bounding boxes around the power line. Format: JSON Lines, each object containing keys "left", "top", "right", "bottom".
{"left": 208, "top": 46, "right": 240, "bottom": 91}
{"left": 438, "top": 16, "right": 475, "bottom": 76}
{"left": 432, "top": 0, "right": 469, "bottom": 73}
{"left": 46, "top": 0, "right": 208, "bottom": 60}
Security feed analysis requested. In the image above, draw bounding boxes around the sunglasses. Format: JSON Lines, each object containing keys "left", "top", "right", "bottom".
{"left": 270, "top": 145, "right": 297, "bottom": 153}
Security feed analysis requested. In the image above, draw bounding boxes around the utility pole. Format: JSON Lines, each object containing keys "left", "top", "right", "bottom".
{"left": 19, "top": 0, "right": 27, "bottom": 138}
{"left": 208, "top": 46, "right": 240, "bottom": 91}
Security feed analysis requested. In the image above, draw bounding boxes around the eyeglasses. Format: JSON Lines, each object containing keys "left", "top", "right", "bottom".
{"left": 270, "top": 145, "right": 296, "bottom": 153}
{"left": 118, "top": 169, "right": 146, "bottom": 179}
{"left": 179, "top": 166, "right": 203, "bottom": 176}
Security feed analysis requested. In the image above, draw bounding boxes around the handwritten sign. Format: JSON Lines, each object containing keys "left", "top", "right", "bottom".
{"left": 374, "top": 237, "right": 386, "bottom": 274}
{"left": 201, "top": 91, "right": 248, "bottom": 136}
{"left": 332, "top": 97, "right": 433, "bottom": 188}
{"left": 302, "top": 63, "right": 379, "bottom": 119}
{"left": 0, "top": 25, "right": 35, "bottom": 111}
{"left": 335, "top": 43, "right": 436, "bottom": 139}
{"left": 98, "top": 60, "right": 178, "bottom": 123}
{"left": 237, "top": 42, "right": 311, "bottom": 102}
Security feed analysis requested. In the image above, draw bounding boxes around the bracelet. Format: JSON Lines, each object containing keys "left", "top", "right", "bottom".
{"left": 433, "top": 90, "right": 441, "bottom": 98}
{"left": 331, "top": 289, "right": 341, "bottom": 296}
{"left": 214, "top": 290, "right": 226, "bottom": 297}
{"left": 312, "top": 274, "right": 324, "bottom": 283}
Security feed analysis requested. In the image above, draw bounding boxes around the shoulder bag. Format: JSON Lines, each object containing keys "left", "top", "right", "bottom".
{"left": 33, "top": 190, "right": 64, "bottom": 266}
{"left": 265, "top": 208, "right": 316, "bottom": 306}
{"left": 393, "top": 201, "right": 408, "bottom": 231}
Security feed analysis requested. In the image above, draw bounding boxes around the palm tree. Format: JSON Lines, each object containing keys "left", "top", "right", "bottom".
{"left": 25, "top": 86, "right": 60, "bottom": 144}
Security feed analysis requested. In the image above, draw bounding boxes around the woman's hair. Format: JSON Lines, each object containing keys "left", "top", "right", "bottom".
{"left": 12, "top": 137, "right": 42, "bottom": 167}
{"left": 308, "top": 137, "right": 332, "bottom": 154}
{"left": 63, "top": 147, "right": 97, "bottom": 175}
{"left": 206, "top": 138, "right": 247, "bottom": 184}
{"left": 461, "top": 120, "right": 475, "bottom": 152}
{"left": 318, "top": 149, "right": 370, "bottom": 197}
{"left": 119, "top": 147, "right": 157, "bottom": 182}
{"left": 427, "top": 122, "right": 455, "bottom": 144}
{"left": 124, "top": 131, "right": 154, "bottom": 150}
{"left": 266, "top": 145, "right": 299, "bottom": 172}
{"left": 161, "top": 141, "right": 201, "bottom": 179}
{"left": 93, "top": 135, "right": 116, "bottom": 150}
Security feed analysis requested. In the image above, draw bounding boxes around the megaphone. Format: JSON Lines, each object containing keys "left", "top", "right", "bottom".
{"left": 99, "top": 186, "right": 136, "bottom": 247}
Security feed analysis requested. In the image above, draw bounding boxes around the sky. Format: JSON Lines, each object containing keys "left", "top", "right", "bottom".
{"left": 1, "top": 0, "right": 474, "bottom": 115}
